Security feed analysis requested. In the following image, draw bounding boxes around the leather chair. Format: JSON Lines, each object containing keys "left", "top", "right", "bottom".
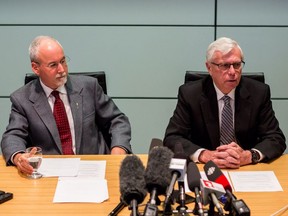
{"left": 185, "top": 71, "right": 265, "bottom": 84}
{"left": 24, "top": 71, "right": 107, "bottom": 94}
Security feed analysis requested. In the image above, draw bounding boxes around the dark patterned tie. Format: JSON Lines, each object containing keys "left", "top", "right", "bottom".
{"left": 51, "top": 91, "right": 74, "bottom": 155}
{"left": 220, "top": 95, "right": 235, "bottom": 145}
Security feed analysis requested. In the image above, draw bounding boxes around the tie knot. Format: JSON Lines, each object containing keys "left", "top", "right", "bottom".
{"left": 51, "top": 91, "right": 60, "bottom": 99}
{"left": 222, "top": 95, "right": 230, "bottom": 104}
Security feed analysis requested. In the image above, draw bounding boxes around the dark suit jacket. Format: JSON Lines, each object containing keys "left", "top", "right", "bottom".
{"left": 1, "top": 75, "right": 132, "bottom": 164}
{"left": 164, "top": 76, "right": 286, "bottom": 162}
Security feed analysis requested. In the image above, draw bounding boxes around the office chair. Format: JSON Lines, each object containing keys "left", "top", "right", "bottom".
{"left": 185, "top": 71, "right": 265, "bottom": 84}
{"left": 24, "top": 71, "right": 107, "bottom": 94}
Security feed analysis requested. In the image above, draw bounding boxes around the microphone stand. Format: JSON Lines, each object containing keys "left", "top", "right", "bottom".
{"left": 208, "top": 196, "right": 216, "bottom": 216}
{"left": 192, "top": 187, "right": 204, "bottom": 216}
{"left": 143, "top": 189, "right": 159, "bottom": 216}
{"left": 129, "top": 200, "right": 140, "bottom": 216}
{"left": 175, "top": 182, "right": 189, "bottom": 216}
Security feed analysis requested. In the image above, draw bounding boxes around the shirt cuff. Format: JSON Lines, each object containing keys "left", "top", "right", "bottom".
{"left": 190, "top": 148, "right": 206, "bottom": 163}
{"left": 11, "top": 150, "right": 25, "bottom": 165}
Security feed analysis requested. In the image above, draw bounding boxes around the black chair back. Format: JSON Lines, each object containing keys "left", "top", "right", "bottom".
{"left": 185, "top": 71, "right": 265, "bottom": 84}
{"left": 24, "top": 71, "right": 107, "bottom": 94}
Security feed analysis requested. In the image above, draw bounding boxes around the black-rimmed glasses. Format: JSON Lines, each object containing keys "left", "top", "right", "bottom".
{"left": 211, "top": 60, "right": 245, "bottom": 71}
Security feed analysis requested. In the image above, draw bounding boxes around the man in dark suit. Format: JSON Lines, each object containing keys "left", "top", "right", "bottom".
{"left": 1, "top": 36, "right": 132, "bottom": 175}
{"left": 164, "top": 37, "right": 286, "bottom": 169}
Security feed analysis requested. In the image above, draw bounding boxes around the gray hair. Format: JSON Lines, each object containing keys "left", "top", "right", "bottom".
{"left": 28, "top": 36, "right": 63, "bottom": 62}
{"left": 206, "top": 37, "right": 244, "bottom": 62}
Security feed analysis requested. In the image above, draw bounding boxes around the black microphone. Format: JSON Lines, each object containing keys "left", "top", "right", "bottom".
{"left": 204, "top": 160, "right": 250, "bottom": 216}
{"left": 144, "top": 146, "right": 174, "bottom": 216}
{"left": 163, "top": 152, "right": 187, "bottom": 211}
{"left": 187, "top": 162, "right": 204, "bottom": 216}
{"left": 108, "top": 201, "right": 126, "bottom": 216}
{"left": 119, "top": 155, "right": 147, "bottom": 216}
{"left": 149, "top": 138, "right": 163, "bottom": 152}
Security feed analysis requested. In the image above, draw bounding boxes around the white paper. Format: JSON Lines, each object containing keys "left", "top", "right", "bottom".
{"left": 38, "top": 158, "right": 80, "bottom": 177}
{"left": 229, "top": 171, "right": 283, "bottom": 192}
{"left": 77, "top": 160, "right": 106, "bottom": 178}
{"left": 53, "top": 177, "right": 109, "bottom": 203}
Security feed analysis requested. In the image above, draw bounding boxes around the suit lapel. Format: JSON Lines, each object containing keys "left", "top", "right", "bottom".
{"left": 201, "top": 78, "right": 221, "bottom": 148}
{"left": 29, "top": 81, "right": 62, "bottom": 152}
{"left": 235, "top": 80, "right": 252, "bottom": 144}
{"left": 66, "top": 77, "right": 83, "bottom": 154}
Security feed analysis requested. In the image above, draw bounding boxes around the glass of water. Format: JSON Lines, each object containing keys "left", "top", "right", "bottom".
{"left": 26, "top": 147, "right": 43, "bottom": 179}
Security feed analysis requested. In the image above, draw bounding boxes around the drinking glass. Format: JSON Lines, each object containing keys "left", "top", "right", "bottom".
{"left": 26, "top": 147, "right": 43, "bottom": 179}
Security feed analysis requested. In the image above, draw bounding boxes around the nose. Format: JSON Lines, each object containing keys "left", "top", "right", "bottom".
{"left": 227, "top": 64, "right": 236, "bottom": 75}
{"left": 57, "top": 62, "right": 65, "bottom": 73}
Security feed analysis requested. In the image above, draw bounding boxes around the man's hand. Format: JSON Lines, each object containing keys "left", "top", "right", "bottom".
{"left": 14, "top": 148, "right": 37, "bottom": 175}
{"left": 199, "top": 143, "right": 251, "bottom": 169}
{"left": 111, "top": 147, "right": 126, "bottom": 155}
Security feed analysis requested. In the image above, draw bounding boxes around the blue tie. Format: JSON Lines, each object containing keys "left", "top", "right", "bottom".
{"left": 220, "top": 95, "right": 235, "bottom": 145}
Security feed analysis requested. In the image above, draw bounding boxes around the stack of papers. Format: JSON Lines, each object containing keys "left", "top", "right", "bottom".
{"left": 38, "top": 158, "right": 108, "bottom": 203}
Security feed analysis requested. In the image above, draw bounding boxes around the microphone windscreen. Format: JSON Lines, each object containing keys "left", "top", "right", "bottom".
{"left": 149, "top": 138, "right": 163, "bottom": 153}
{"left": 187, "top": 162, "right": 201, "bottom": 191}
{"left": 119, "top": 155, "right": 147, "bottom": 205}
{"left": 203, "top": 160, "right": 232, "bottom": 191}
{"left": 145, "top": 146, "right": 174, "bottom": 195}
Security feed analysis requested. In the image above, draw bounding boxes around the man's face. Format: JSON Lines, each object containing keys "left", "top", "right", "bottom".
{"left": 206, "top": 47, "right": 243, "bottom": 94}
{"left": 31, "top": 40, "right": 68, "bottom": 89}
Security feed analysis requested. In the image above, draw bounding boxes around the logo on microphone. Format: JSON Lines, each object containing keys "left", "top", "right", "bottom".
{"left": 206, "top": 166, "right": 215, "bottom": 176}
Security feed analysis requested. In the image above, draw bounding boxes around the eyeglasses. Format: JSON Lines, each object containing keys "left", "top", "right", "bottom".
{"left": 34, "top": 56, "right": 70, "bottom": 70}
{"left": 211, "top": 60, "right": 245, "bottom": 71}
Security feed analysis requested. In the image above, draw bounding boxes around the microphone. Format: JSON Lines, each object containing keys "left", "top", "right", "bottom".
{"left": 119, "top": 155, "right": 147, "bottom": 216}
{"left": 204, "top": 160, "right": 232, "bottom": 191}
{"left": 187, "top": 162, "right": 204, "bottom": 216}
{"left": 204, "top": 160, "right": 250, "bottom": 216}
{"left": 163, "top": 151, "right": 187, "bottom": 212}
{"left": 149, "top": 138, "right": 163, "bottom": 152}
{"left": 144, "top": 146, "right": 174, "bottom": 216}
{"left": 107, "top": 201, "right": 126, "bottom": 216}
{"left": 200, "top": 179, "right": 225, "bottom": 216}
{"left": 163, "top": 152, "right": 187, "bottom": 211}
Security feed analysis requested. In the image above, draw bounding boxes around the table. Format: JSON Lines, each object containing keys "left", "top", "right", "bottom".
{"left": 0, "top": 154, "right": 287, "bottom": 216}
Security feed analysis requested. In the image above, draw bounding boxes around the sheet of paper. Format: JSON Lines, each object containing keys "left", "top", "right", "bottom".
{"left": 53, "top": 177, "right": 109, "bottom": 203}
{"left": 38, "top": 158, "right": 80, "bottom": 177}
{"left": 77, "top": 160, "right": 106, "bottom": 178}
{"left": 229, "top": 171, "right": 283, "bottom": 192}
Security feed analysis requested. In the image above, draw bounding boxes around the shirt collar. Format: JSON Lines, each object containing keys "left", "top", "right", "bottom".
{"left": 39, "top": 79, "right": 67, "bottom": 98}
{"left": 213, "top": 82, "right": 235, "bottom": 101}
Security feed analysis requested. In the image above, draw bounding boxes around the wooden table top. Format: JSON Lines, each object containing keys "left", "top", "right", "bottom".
{"left": 0, "top": 154, "right": 287, "bottom": 216}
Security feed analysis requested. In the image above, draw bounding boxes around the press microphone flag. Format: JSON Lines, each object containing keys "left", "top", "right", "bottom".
{"left": 200, "top": 179, "right": 225, "bottom": 215}
{"left": 200, "top": 179, "right": 225, "bottom": 206}
{"left": 204, "top": 160, "right": 250, "bottom": 216}
{"left": 204, "top": 160, "right": 232, "bottom": 191}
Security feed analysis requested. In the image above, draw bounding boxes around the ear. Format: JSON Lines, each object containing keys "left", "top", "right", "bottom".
{"left": 31, "top": 62, "right": 40, "bottom": 76}
{"left": 205, "top": 62, "right": 212, "bottom": 76}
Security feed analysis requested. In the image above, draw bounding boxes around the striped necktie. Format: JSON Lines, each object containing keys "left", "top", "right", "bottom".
{"left": 220, "top": 95, "right": 235, "bottom": 145}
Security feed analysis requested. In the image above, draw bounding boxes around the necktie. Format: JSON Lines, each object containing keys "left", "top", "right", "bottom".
{"left": 51, "top": 91, "right": 74, "bottom": 155}
{"left": 220, "top": 95, "right": 235, "bottom": 145}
